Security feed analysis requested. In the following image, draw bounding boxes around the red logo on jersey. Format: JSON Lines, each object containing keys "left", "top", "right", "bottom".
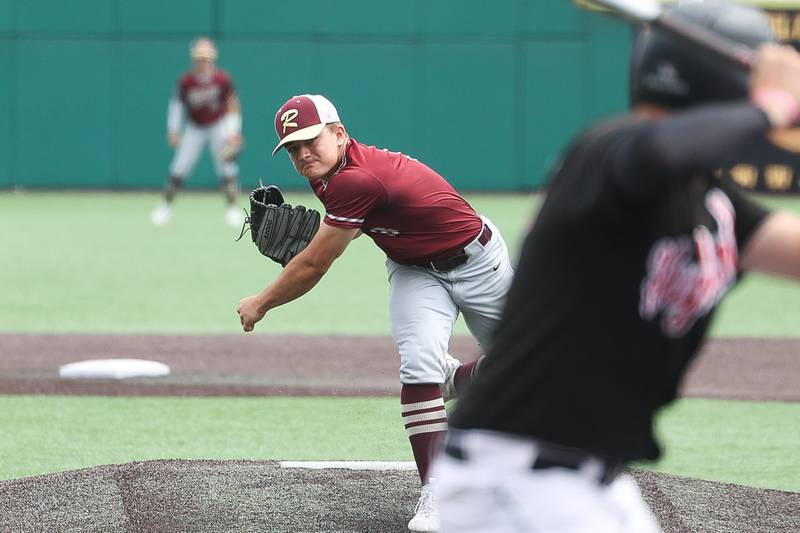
{"left": 639, "top": 189, "right": 738, "bottom": 337}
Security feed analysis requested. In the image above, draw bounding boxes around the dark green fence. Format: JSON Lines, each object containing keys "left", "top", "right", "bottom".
{"left": 0, "top": 1, "right": 631, "bottom": 190}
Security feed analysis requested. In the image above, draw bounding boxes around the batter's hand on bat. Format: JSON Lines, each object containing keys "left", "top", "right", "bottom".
{"left": 750, "top": 44, "right": 800, "bottom": 128}
{"left": 237, "top": 295, "right": 266, "bottom": 332}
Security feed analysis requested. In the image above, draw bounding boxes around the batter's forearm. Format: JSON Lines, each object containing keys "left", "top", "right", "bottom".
{"left": 613, "top": 102, "right": 771, "bottom": 200}
{"left": 627, "top": 103, "right": 769, "bottom": 181}
{"left": 643, "top": 103, "right": 770, "bottom": 174}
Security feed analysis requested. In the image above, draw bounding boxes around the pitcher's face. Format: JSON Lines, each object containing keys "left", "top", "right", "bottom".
{"left": 285, "top": 125, "right": 346, "bottom": 180}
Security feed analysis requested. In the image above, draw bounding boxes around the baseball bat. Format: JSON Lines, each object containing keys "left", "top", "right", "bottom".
{"left": 577, "top": 0, "right": 755, "bottom": 70}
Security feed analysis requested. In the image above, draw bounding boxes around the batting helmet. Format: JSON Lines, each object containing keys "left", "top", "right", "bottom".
{"left": 630, "top": 0, "right": 776, "bottom": 109}
{"left": 190, "top": 37, "right": 217, "bottom": 61}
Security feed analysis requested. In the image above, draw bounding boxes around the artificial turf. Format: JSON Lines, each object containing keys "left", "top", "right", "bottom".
{"left": 4, "top": 191, "right": 800, "bottom": 336}
{"left": 1, "top": 394, "right": 798, "bottom": 492}
{"left": 2, "top": 191, "right": 798, "bottom": 491}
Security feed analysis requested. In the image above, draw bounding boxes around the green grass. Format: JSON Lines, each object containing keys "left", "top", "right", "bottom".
{"left": 2, "top": 191, "right": 799, "bottom": 490}
{"left": 644, "top": 398, "right": 800, "bottom": 492}
{"left": 0, "top": 395, "right": 410, "bottom": 481}
{"left": 0, "top": 191, "right": 535, "bottom": 334}
{"left": 1, "top": 395, "right": 797, "bottom": 492}
{"left": 3, "top": 191, "right": 800, "bottom": 335}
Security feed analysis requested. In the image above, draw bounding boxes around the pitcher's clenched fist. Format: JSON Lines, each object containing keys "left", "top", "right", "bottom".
{"left": 237, "top": 295, "right": 266, "bottom": 332}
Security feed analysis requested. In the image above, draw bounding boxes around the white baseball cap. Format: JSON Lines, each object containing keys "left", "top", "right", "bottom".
{"left": 272, "top": 94, "right": 341, "bottom": 156}
{"left": 190, "top": 37, "right": 217, "bottom": 60}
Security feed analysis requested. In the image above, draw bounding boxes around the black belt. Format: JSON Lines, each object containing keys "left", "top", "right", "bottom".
{"left": 443, "top": 436, "right": 624, "bottom": 486}
{"left": 416, "top": 225, "right": 493, "bottom": 272}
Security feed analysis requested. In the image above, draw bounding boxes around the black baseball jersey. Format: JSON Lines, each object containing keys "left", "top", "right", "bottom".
{"left": 450, "top": 102, "right": 771, "bottom": 463}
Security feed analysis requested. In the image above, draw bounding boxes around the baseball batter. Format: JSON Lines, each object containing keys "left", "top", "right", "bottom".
{"left": 236, "top": 94, "right": 514, "bottom": 531}
{"left": 435, "top": 3, "right": 800, "bottom": 532}
{"left": 151, "top": 37, "right": 244, "bottom": 227}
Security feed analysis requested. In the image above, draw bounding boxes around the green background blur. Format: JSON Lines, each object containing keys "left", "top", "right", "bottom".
{"left": 0, "top": 0, "right": 631, "bottom": 190}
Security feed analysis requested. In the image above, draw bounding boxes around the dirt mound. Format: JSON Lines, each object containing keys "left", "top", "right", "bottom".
{"left": 0, "top": 460, "right": 797, "bottom": 533}
{"left": 633, "top": 469, "right": 800, "bottom": 532}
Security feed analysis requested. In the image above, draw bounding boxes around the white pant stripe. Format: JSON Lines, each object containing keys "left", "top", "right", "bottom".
{"left": 401, "top": 398, "right": 445, "bottom": 414}
{"left": 406, "top": 422, "right": 448, "bottom": 437}
{"left": 403, "top": 410, "right": 447, "bottom": 425}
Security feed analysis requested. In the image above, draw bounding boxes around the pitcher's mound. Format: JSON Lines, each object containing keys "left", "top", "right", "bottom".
{"left": 0, "top": 460, "right": 797, "bottom": 533}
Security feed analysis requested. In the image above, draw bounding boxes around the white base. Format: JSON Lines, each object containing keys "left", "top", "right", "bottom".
{"left": 58, "top": 358, "right": 171, "bottom": 379}
{"left": 279, "top": 461, "right": 416, "bottom": 471}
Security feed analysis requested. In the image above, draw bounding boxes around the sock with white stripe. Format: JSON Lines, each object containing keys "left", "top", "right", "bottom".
{"left": 401, "top": 384, "right": 448, "bottom": 485}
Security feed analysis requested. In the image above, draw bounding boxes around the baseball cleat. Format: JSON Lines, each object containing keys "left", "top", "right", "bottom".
{"left": 150, "top": 204, "right": 172, "bottom": 226}
{"left": 408, "top": 481, "right": 438, "bottom": 532}
{"left": 441, "top": 353, "right": 462, "bottom": 402}
{"left": 226, "top": 205, "right": 245, "bottom": 227}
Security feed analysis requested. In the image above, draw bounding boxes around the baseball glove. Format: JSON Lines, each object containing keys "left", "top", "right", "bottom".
{"left": 240, "top": 184, "right": 321, "bottom": 267}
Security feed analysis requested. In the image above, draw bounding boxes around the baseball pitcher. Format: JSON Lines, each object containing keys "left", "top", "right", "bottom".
{"left": 237, "top": 94, "right": 514, "bottom": 532}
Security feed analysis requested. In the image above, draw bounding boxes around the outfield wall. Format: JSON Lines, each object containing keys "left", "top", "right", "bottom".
{"left": 0, "top": 0, "right": 631, "bottom": 190}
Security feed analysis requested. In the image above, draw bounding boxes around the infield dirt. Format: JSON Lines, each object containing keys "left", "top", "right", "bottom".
{"left": 0, "top": 333, "right": 797, "bottom": 532}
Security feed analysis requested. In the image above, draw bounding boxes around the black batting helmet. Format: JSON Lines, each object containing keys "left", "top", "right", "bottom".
{"left": 630, "top": 0, "right": 776, "bottom": 109}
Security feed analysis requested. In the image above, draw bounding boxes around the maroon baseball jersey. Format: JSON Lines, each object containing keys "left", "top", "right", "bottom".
{"left": 310, "top": 139, "right": 483, "bottom": 264}
{"left": 177, "top": 70, "right": 234, "bottom": 126}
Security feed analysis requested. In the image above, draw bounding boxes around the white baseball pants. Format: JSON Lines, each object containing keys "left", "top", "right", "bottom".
{"left": 387, "top": 216, "right": 513, "bottom": 384}
{"left": 169, "top": 121, "right": 238, "bottom": 178}
{"left": 433, "top": 430, "right": 662, "bottom": 533}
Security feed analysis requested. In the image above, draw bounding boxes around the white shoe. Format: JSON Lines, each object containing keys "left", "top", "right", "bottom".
{"left": 150, "top": 204, "right": 172, "bottom": 226}
{"left": 441, "top": 353, "right": 462, "bottom": 402}
{"left": 226, "top": 205, "right": 245, "bottom": 227}
{"left": 408, "top": 481, "right": 438, "bottom": 532}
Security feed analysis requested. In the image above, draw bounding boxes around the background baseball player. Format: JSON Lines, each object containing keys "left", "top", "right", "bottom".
{"left": 435, "top": 2, "right": 800, "bottom": 532}
{"left": 236, "top": 94, "right": 514, "bottom": 531}
{"left": 151, "top": 37, "right": 244, "bottom": 227}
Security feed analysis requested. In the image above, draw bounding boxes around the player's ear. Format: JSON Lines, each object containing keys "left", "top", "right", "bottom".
{"left": 336, "top": 126, "right": 346, "bottom": 146}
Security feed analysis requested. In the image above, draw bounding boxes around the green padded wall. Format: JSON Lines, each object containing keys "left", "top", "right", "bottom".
{"left": 16, "top": 1, "right": 114, "bottom": 34}
{"left": 0, "top": 40, "right": 10, "bottom": 186}
{"left": 0, "top": 0, "right": 11, "bottom": 33}
{"left": 221, "top": 1, "right": 418, "bottom": 35}
{"left": 421, "top": 0, "right": 517, "bottom": 35}
{"left": 524, "top": 41, "right": 586, "bottom": 186}
{"left": 117, "top": 1, "right": 214, "bottom": 35}
{"left": 520, "top": 2, "right": 586, "bottom": 33}
{"left": 587, "top": 15, "right": 632, "bottom": 120}
{"left": 116, "top": 41, "right": 187, "bottom": 188}
{"left": 310, "top": 43, "right": 417, "bottom": 155}
{"left": 1, "top": 0, "right": 631, "bottom": 190}
{"left": 14, "top": 40, "right": 114, "bottom": 186}
{"left": 416, "top": 43, "right": 515, "bottom": 188}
